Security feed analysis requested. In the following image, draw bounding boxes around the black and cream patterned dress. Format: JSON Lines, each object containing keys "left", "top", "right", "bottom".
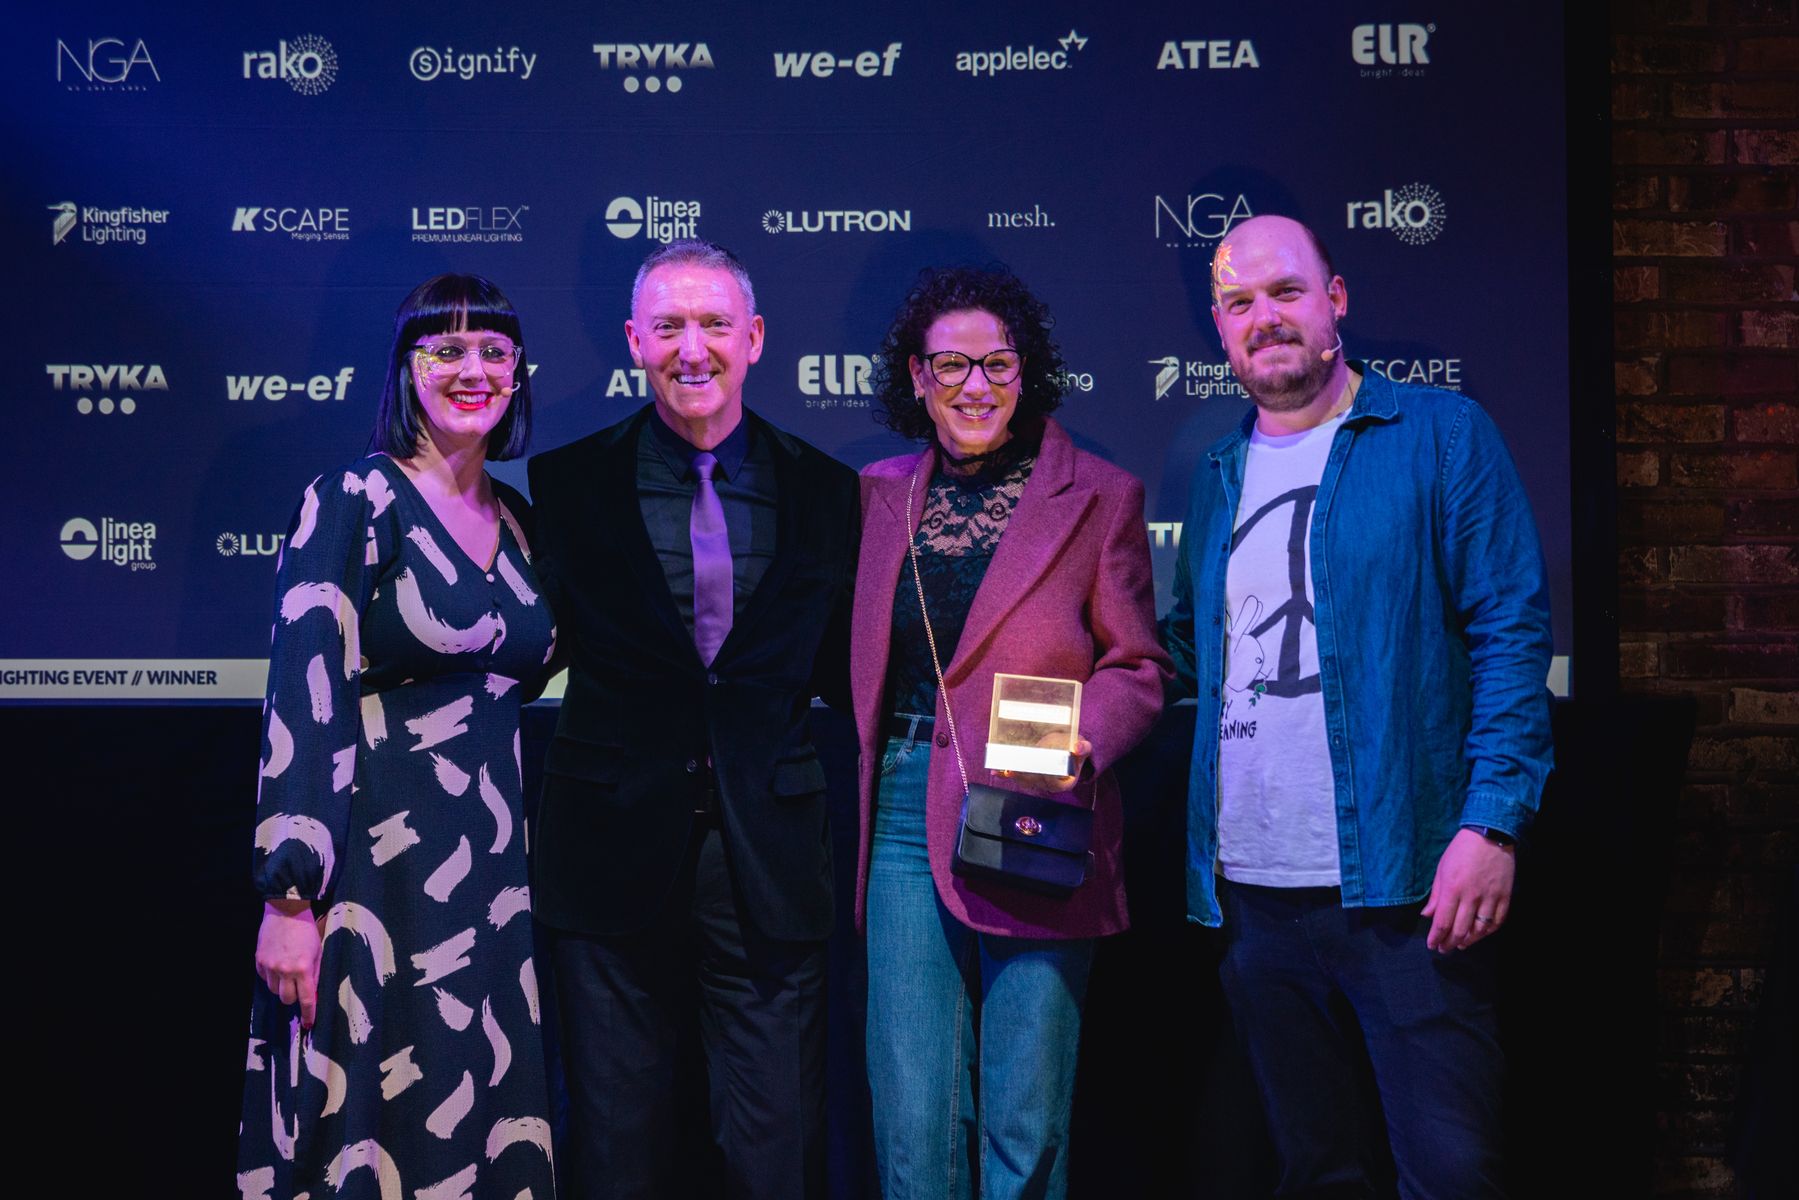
{"left": 236, "top": 455, "right": 556, "bottom": 1200}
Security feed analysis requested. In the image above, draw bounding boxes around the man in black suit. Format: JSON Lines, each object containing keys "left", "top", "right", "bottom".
{"left": 528, "top": 240, "right": 857, "bottom": 1199}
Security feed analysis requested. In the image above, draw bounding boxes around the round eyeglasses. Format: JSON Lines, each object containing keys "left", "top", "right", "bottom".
{"left": 920, "top": 348, "right": 1022, "bottom": 388}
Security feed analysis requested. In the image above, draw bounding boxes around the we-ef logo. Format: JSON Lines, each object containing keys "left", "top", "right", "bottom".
{"left": 1346, "top": 184, "right": 1446, "bottom": 245}
{"left": 46, "top": 363, "right": 168, "bottom": 415}
{"left": 225, "top": 367, "right": 355, "bottom": 402}
{"left": 606, "top": 196, "right": 699, "bottom": 243}
{"left": 217, "top": 532, "right": 286, "bottom": 557}
{"left": 955, "top": 29, "right": 1087, "bottom": 77}
{"left": 243, "top": 36, "right": 339, "bottom": 95}
{"left": 1352, "top": 23, "right": 1433, "bottom": 75}
{"left": 591, "top": 43, "right": 713, "bottom": 93}
{"left": 56, "top": 38, "right": 160, "bottom": 91}
{"left": 60, "top": 517, "right": 157, "bottom": 570}
{"left": 1154, "top": 193, "right": 1253, "bottom": 248}
{"left": 1157, "top": 40, "right": 1259, "bottom": 69}
{"left": 410, "top": 206, "right": 527, "bottom": 243}
{"left": 773, "top": 43, "right": 901, "bottom": 78}
{"left": 231, "top": 207, "right": 350, "bottom": 241}
{"left": 763, "top": 209, "right": 911, "bottom": 234}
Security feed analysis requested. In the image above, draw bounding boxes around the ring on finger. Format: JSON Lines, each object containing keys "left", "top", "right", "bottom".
{"left": 1474, "top": 914, "right": 1496, "bottom": 925}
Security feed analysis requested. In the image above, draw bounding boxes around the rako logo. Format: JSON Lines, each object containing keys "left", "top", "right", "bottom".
{"left": 1345, "top": 184, "right": 1446, "bottom": 245}
{"left": 798, "top": 356, "right": 873, "bottom": 410}
{"left": 955, "top": 29, "right": 1087, "bottom": 77}
{"left": 591, "top": 43, "right": 713, "bottom": 93}
{"left": 47, "top": 363, "right": 168, "bottom": 415}
{"left": 605, "top": 196, "right": 699, "bottom": 243}
{"left": 243, "top": 36, "right": 339, "bottom": 95}
{"left": 231, "top": 207, "right": 350, "bottom": 241}
{"left": 410, "top": 206, "right": 527, "bottom": 243}
{"left": 1154, "top": 193, "right": 1253, "bottom": 248}
{"left": 56, "top": 38, "right": 160, "bottom": 91}
{"left": 1352, "top": 24, "right": 1433, "bottom": 76}
{"left": 1157, "top": 40, "right": 1259, "bottom": 69}
{"left": 61, "top": 517, "right": 156, "bottom": 570}
{"left": 773, "top": 43, "right": 902, "bottom": 78}
{"left": 225, "top": 368, "right": 356, "bottom": 402}
{"left": 50, "top": 202, "right": 169, "bottom": 247}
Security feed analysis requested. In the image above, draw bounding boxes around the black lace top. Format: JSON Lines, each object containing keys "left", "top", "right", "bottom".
{"left": 885, "top": 439, "right": 1037, "bottom": 721}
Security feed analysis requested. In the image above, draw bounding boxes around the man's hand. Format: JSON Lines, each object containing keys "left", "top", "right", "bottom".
{"left": 255, "top": 899, "right": 322, "bottom": 1028}
{"left": 1421, "top": 828, "right": 1515, "bottom": 953}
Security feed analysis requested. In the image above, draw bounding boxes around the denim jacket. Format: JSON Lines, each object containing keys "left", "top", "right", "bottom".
{"left": 1162, "top": 364, "right": 1554, "bottom": 927}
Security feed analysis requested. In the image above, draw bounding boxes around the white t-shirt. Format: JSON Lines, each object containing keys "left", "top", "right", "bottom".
{"left": 1217, "top": 411, "right": 1345, "bottom": 886}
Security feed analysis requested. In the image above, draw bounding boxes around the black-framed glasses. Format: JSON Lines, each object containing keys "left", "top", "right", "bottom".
{"left": 920, "top": 348, "right": 1022, "bottom": 387}
{"left": 412, "top": 341, "right": 522, "bottom": 370}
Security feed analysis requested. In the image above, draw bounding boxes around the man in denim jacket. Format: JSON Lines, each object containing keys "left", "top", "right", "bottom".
{"left": 1163, "top": 215, "right": 1553, "bottom": 1198}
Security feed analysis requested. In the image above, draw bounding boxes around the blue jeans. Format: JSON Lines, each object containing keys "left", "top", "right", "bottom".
{"left": 1219, "top": 882, "right": 1506, "bottom": 1200}
{"left": 865, "top": 725, "right": 1095, "bottom": 1200}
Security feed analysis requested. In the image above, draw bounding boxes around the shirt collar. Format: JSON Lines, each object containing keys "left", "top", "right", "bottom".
{"left": 647, "top": 409, "right": 751, "bottom": 482}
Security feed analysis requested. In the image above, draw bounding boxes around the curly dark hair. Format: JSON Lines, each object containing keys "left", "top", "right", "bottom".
{"left": 871, "top": 265, "right": 1067, "bottom": 441}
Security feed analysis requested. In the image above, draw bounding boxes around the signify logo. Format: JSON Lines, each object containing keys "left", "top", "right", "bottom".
{"left": 591, "top": 43, "right": 713, "bottom": 93}
{"left": 50, "top": 202, "right": 169, "bottom": 247}
{"left": 47, "top": 363, "right": 167, "bottom": 415}
{"left": 1352, "top": 23, "right": 1433, "bottom": 76}
{"left": 243, "top": 35, "right": 339, "bottom": 95}
{"left": 955, "top": 29, "right": 1087, "bottom": 77}
{"left": 231, "top": 206, "right": 350, "bottom": 241}
{"left": 1153, "top": 192, "right": 1253, "bottom": 248}
{"left": 763, "top": 208, "right": 911, "bottom": 234}
{"left": 216, "top": 531, "right": 286, "bottom": 558}
{"left": 773, "top": 43, "right": 901, "bottom": 78}
{"left": 1150, "top": 354, "right": 1246, "bottom": 402}
{"left": 56, "top": 38, "right": 160, "bottom": 91}
{"left": 1156, "top": 40, "right": 1259, "bottom": 69}
{"left": 60, "top": 517, "right": 156, "bottom": 570}
{"left": 605, "top": 196, "right": 699, "bottom": 243}
{"left": 410, "top": 45, "right": 537, "bottom": 81}
{"left": 225, "top": 367, "right": 355, "bottom": 402}
{"left": 409, "top": 205, "right": 527, "bottom": 243}
{"left": 987, "top": 204, "right": 1055, "bottom": 230}
{"left": 1346, "top": 184, "right": 1446, "bottom": 245}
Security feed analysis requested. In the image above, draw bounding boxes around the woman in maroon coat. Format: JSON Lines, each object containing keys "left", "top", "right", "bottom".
{"left": 851, "top": 266, "right": 1169, "bottom": 1199}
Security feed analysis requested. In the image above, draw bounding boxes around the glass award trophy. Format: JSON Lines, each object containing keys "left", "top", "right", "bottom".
{"left": 984, "top": 674, "right": 1083, "bottom": 777}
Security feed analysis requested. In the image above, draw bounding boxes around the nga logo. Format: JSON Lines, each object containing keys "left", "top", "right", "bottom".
{"left": 56, "top": 38, "right": 160, "bottom": 91}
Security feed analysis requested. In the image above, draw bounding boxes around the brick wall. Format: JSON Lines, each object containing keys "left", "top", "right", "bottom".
{"left": 1611, "top": 1, "right": 1797, "bottom": 1195}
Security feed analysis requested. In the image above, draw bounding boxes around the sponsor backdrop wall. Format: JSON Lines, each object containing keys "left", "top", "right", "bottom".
{"left": 4, "top": 2, "right": 1571, "bottom": 702}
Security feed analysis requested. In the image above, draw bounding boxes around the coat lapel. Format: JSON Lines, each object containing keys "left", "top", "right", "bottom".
{"left": 724, "top": 410, "right": 804, "bottom": 654}
{"left": 598, "top": 406, "right": 692, "bottom": 655}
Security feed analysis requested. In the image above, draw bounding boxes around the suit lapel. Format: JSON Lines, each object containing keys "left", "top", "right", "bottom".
{"left": 718, "top": 410, "right": 802, "bottom": 659}
{"left": 598, "top": 406, "right": 692, "bottom": 654}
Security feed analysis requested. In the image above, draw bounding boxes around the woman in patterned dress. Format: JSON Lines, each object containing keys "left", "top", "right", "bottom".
{"left": 237, "top": 275, "right": 557, "bottom": 1199}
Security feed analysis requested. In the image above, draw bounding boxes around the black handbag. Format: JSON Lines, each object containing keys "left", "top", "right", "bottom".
{"left": 904, "top": 460, "right": 1093, "bottom": 898}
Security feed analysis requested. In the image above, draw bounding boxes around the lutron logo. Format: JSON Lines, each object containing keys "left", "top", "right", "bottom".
{"left": 773, "top": 43, "right": 901, "bottom": 78}
{"left": 56, "top": 38, "right": 160, "bottom": 91}
{"left": 1154, "top": 193, "right": 1253, "bottom": 248}
{"left": 46, "top": 363, "right": 168, "bottom": 415}
{"left": 1353, "top": 23, "right": 1433, "bottom": 76}
{"left": 231, "top": 206, "right": 350, "bottom": 241}
{"left": 955, "top": 29, "right": 1087, "bottom": 77}
{"left": 605, "top": 196, "right": 700, "bottom": 243}
{"left": 1346, "top": 184, "right": 1446, "bottom": 245}
{"left": 243, "top": 36, "right": 339, "bottom": 95}
{"left": 591, "top": 43, "right": 714, "bottom": 93}
{"left": 50, "top": 202, "right": 169, "bottom": 247}
{"left": 217, "top": 532, "right": 286, "bottom": 558}
{"left": 1156, "top": 40, "right": 1260, "bottom": 69}
{"left": 410, "top": 46, "right": 537, "bottom": 81}
{"left": 60, "top": 517, "right": 157, "bottom": 570}
{"left": 410, "top": 206, "right": 527, "bottom": 243}
{"left": 1150, "top": 354, "right": 1246, "bottom": 401}
{"left": 225, "top": 367, "right": 355, "bottom": 402}
{"left": 763, "top": 209, "right": 911, "bottom": 234}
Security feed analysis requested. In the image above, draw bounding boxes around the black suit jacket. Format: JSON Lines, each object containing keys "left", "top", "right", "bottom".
{"left": 528, "top": 405, "right": 858, "bottom": 941}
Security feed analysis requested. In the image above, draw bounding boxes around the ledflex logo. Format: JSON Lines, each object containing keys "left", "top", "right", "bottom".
{"left": 50, "top": 201, "right": 168, "bottom": 247}
{"left": 411, "top": 205, "right": 527, "bottom": 243}
{"left": 592, "top": 42, "right": 713, "bottom": 93}
{"left": 1346, "top": 183, "right": 1446, "bottom": 245}
{"left": 243, "top": 35, "right": 338, "bottom": 95}
{"left": 47, "top": 363, "right": 167, "bottom": 415}
{"left": 232, "top": 206, "right": 349, "bottom": 242}
{"left": 606, "top": 196, "right": 700, "bottom": 243}
{"left": 60, "top": 517, "right": 156, "bottom": 571}
{"left": 956, "top": 29, "right": 1086, "bottom": 77}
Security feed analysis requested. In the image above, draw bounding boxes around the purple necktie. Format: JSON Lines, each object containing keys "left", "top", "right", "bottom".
{"left": 690, "top": 451, "right": 733, "bottom": 665}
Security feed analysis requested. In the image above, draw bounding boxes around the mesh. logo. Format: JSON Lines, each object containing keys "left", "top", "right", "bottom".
{"left": 1346, "top": 184, "right": 1446, "bottom": 246}
{"left": 243, "top": 36, "right": 338, "bottom": 95}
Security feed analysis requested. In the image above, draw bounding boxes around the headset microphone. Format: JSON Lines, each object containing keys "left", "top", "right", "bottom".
{"left": 1321, "top": 334, "right": 1344, "bottom": 363}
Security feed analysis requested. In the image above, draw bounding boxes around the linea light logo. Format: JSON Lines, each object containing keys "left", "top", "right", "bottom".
{"left": 60, "top": 517, "right": 157, "bottom": 569}
{"left": 1346, "top": 184, "right": 1446, "bottom": 245}
{"left": 243, "top": 35, "right": 339, "bottom": 95}
{"left": 605, "top": 196, "right": 700, "bottom": 243}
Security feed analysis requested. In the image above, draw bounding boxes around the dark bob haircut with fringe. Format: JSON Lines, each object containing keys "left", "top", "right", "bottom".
{"left": 373, "top": 274, "right": 531, "bottom": 461}
{"left": 871, "top": 265, "right": 1067, "bottom": 442}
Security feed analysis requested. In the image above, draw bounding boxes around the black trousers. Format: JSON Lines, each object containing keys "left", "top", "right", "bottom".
{"left": 546, "top": 822, "right": 827, "bottom": 1200}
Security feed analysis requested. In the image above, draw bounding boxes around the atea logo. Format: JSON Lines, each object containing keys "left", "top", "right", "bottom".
{"left": 773, "top": 43, "right": 901, "bottom": 78}
{"left": 56, "top": 38, "right": 160, "bottom": 90}
{"left": 1157, "top": 40, "right": 1259, "bottom": 69}
{"left": 243, "top": 35, "right": 339, "bottom": 95}
{"left": 605, "top": 196, "right": 699, "bottom": 243}
{"left": 46, "top": 363, "right": 168, "bottom": 415}
{"left": 225, "top": 367, "right": 356, "bottom": 402}
{"left": 1352, "top": 24, "right": 1432, "bottom": 66}
{"left": 591, "top": 43, "right": 713, "bottom": 93}
{"left": 1346, "top": 184, "right": 1446, "bottom": 245}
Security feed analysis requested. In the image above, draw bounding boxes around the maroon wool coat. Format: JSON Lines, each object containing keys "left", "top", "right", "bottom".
{"left": 850, "top": 418, "right": 1171, "bottom": 939}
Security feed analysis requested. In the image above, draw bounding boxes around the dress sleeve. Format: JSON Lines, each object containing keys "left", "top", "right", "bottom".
{"left": 250, "top": 468, "right": 377, "bottom": 902}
